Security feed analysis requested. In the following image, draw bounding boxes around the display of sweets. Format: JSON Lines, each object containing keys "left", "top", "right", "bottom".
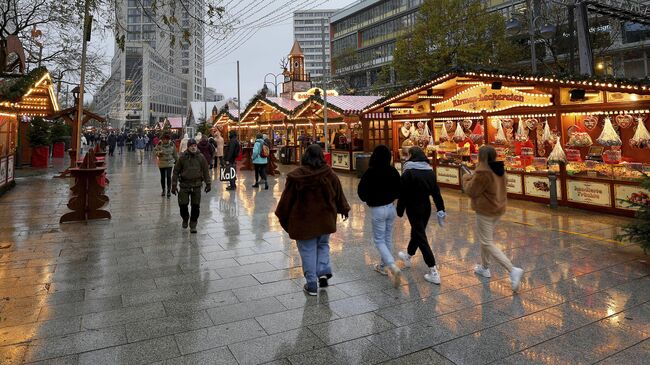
{"left": 567, "top": 132, "right": 593, "bottom": 147}
{"left": 596, "top": 117, "right": 623, "bottom": 147}
{"left": 630, "top": 117, "right": 650, "bottom": 149}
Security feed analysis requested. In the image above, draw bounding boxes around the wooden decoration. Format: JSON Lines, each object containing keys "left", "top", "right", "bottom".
{"left": 60, "top": 149, "right": 111, "bottom": 223}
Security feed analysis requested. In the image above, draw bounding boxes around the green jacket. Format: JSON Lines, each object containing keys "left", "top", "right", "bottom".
{"left": 172, "top": 150, "right": 210, "bottom": 188}
{"left": 154, "top": 142, "right": 178, "bottom": 168}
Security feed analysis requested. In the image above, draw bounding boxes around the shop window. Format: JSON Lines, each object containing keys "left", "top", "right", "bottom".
{"left": 367, "top": 120, "right": 388, "bottom": 151}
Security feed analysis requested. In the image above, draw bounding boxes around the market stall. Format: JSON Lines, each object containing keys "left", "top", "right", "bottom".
{"left": 292, "top": 93, "right": 379, "bottom": 171}
{"left": 363, "top": 70, "right": 650, "bottom": 216}
{"left": 0, "top": 67, "right": 60, "bottom": 192}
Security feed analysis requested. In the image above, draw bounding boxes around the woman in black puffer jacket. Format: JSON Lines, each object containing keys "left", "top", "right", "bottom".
{"left": 358, "top": 145, "right": 402, "bottom": 287}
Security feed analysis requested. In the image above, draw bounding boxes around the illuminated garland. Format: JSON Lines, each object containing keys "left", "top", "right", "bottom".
{"left": 0, "top": 67, "right": 49, "bottom": 103}
{"left": 292, "top": 95, "right": 346, "bottom": 118}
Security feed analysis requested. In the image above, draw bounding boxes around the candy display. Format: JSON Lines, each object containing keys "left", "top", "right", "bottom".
{"left": 438, "top": 122, "right": 449, "bottom": 143}
{"left": 630, "top": 117, "right": 650, "bottom": 149}
{"left": 547, "top": 137, "right": 567, "bottom": 164}
{"left": 566, "top": 125, "right": 593, "bottom": 147}
{"left": 541, "top": 120, "right": 553, "bottom": 143}
{"left": 515, "top": 118, "right": 529, "bottom": 142}
{"left": 469, "top": 122, "right": 484, "bottom": 144}
{"left": 596, "top": 116, "right": 623, "bottom": 147}
{"left": 452, "top": 123, "right": 467, "bottom": 143}
{"left": 494, "top": 120, "right": 508, "bottom": 145}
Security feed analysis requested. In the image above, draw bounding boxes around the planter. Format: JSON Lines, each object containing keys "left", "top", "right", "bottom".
{"left": 52, "top": 142, "right": 66, "bottom": 158}
{"left": 31, "top": 146, "right": 50, "bottom": 168}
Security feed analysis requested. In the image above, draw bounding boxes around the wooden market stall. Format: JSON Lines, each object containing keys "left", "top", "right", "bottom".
{"left": 236, "top": 94, "right": 300, "bottom": 175}
{"left": 0, "top": 67, "right": 60, "bottom": 192}
{"left": 211, "top": 107, "right": 238, "bottom": 139}
{"left": 292, "top": 94, "right": 379, "bottom": 171}
{"left": 363, "top": 69, "right": 650, "bottom": 216}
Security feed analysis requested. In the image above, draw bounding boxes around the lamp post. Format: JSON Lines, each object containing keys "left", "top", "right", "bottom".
{"left": 264, "top": 73, "right": 283, "bottom": 96}
{"left": 505, "top": 0, "right": 556, "bottom": 74}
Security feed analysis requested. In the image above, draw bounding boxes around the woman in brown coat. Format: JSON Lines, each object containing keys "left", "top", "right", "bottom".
{"left": 275, "top": 144, "right": 350, "bottom": 296}
{"left": 462, "top": 145, "right": 523, "bottom": 292}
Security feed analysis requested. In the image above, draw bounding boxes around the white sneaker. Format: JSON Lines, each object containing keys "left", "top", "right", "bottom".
{"left": 424, "top": 266, "right": 441, "bottom": 285}
{"left": 510, "top": 267, "right": 524, "bottom": 292}
{"left": 387, "top": 264, "right": 402, "bottom": 288}
{"left": 374, "top": 264, "right": 388, "bottom": 276}
{"left": 398, "top": 251, "right": 412, "bottom": 268}
{"left": 474, "top": 264, "right": 492, "bottom": 278}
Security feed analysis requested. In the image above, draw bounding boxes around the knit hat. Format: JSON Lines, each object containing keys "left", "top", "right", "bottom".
{"left": 187, "top": 139, "right": 197, "bottom": 146}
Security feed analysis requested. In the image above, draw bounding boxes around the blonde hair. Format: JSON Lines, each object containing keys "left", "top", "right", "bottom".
{"left": 478, "top": 145, "right": 497, "bottom": 164}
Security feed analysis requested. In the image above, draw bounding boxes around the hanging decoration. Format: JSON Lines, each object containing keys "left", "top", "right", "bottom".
{"left": 461, "top": 119, "right": 473, "bottom": 130}
{"left": 525, "top": 118, "right": 538, "bottom": 130}
{"left": 469, "top": 122, "right": 484, "bottom": 144}
{"left": 582, "top": 115, "right": 598, "bottom": 131}
{"left": 596, "top": 116, "right": 623, "bottom": 147}
{"left": 630, "top": 116, "right": 650, "bottom": 149}
{"left": 515, "top": 118, "right": 529, "bottom": 142}
{"left": 444, "top": 120, "right": 455, "bottom": 132}
{"left": 494, "top": 119, "right": 508, "bottom": 145}
{"left": 452, "top": 123, "right": 467, "bottom": 142}
{"left": 438, "top": 121, "right": 449, "bottom": 143}
{"left": 548, "top": 137, "right": 567, "bottom": 165}
{"left": 400, "top": 121, "right": 414, "bottom": 138}
{"left": 566, "top": 124, "right": 593, "bottom": 147}
{"left": 615, "top": 114, "right": 634, "bottom": 129}
{"left": 541, "top": 119, "right": 554, "bottom": 143}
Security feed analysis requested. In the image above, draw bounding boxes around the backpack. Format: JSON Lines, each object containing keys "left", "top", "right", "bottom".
{"left": 260, "top": 143, "right": 270, "bottom": 158}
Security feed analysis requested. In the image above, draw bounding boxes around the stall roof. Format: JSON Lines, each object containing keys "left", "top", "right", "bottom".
{"left": 293, "top": 95, "right": 381, "bottom": 118}
{"left": 364, "top": 68, "right": 650, "bottom": 114}
{"left": 240, "top": 95, "right": 301, "bottom": 124}
{"left": 0, "top": 67, "right": 60, "bottom": 117}
{"left": 213, "top": 108, "right": 239, "bottom": 126}
{"left": 159, "top": 117, "right": 184, "bottom": 129}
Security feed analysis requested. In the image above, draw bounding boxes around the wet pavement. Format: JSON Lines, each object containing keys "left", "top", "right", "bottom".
{"left": 0, "top": 150, "right": 648, "bottom": 365}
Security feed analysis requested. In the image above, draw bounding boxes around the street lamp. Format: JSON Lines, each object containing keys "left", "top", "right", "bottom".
{"left": 72, "top": 86, "right": 80, "bottom": 105}
{"left": 505, "top": 0, "right": 557, "bottom": 73}
{"left": 264, "top": 72, "right": 283, "bottom": 96}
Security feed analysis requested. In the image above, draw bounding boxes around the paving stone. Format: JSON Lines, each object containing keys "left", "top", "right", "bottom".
{"left": 207, "top": 296, "right": 286, "bottom": 325}
{"left": 0, "top": 316, "right": 82, "bottom": 346}
{"left": 256, "top": 304, "right": 339, "bottom": 334}
{"left": 227, "top": 328, "right": 326, "bottom": 365}
{"left": 274, "top": 286, "right": 350, "bottom": 310}
{"left": 233, "top": 280, "right": 302, "bottom": 302}
{"left": 287, "top": 337, "right": 389, "bottom": 365}
{"left": 22, "top": 326, "right": 127, "bottom": 362}
{"left": 309, "top": 312, "right": 395, "bottom": 345}
{"left": 125, "top": 310, "right": 214, "bottom": 342}
{"left": 121, "top": 285, "right": 197, "bottom": 307}
{"left": 37, "top": 296, "right": 124, "bottom": 321}
{"left": 78, "top": 335, "right": 180, "bottom": 365}
{"left": 82, "top": 302, "right": 167, "bottom": 329}
{"left": 162, "top": 290, "right": 239, "bottom": 316}
{"left": 174, "top": 318, "right": 267, "bottom": 355}
{"left": 161, "top": 346, "right": 238, "bottom": 365}
{"left": 193, "top": 274, "right": 261, "bottom": 294}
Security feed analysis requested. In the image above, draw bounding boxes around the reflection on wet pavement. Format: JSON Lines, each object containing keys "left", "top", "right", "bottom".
{"left": 0, "top": 153, "right": 647, "bottom": 364}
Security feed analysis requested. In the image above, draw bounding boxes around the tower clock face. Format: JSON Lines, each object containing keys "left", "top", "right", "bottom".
{"left": 294, "top": 62, "right": 299, "bottom": 67}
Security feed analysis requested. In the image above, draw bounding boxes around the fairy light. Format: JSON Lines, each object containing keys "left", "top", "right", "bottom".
{"left": 432, "top": 116, "right": 483, "bottom": 121}
{"left": 417, "top": 95, "right": 444, "bottom": 99}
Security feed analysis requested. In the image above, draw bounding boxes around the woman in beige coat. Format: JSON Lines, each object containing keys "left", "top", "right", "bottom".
{"left": 462, "top": 145, "right": 523, "bottom": 292}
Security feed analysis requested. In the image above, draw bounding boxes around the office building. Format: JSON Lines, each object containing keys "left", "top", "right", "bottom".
{"left": 294, "top": 9, "right": 337, "bottom": 82}
{"left": 92, "top": 0, "right": 205, "bottom": 129}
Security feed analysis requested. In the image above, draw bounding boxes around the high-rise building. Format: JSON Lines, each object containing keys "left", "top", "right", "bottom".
{"left": 293, "top": 9, "right": 336, "bottom": 82}
{"left": 92, "top": 0, "right": 204, "bottom": 129}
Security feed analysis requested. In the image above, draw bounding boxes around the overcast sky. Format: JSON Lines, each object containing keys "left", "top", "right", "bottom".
{"left": 205, "top": 0, "right": 355, "bottom": 104}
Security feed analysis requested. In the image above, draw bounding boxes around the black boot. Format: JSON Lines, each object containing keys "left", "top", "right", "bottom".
{"left": 166, "top": 190, "right": 171, "bottom": 198}
{"left": 252, "top": 181, "right": 259, "bottom": 188}
{"left": 189, "top": 221, "right": 197, "bottom": 233}
{"left": 264, "top": 180, "right": 269, "bottom": 190}
{"left": 182, "top": 218, "right": 189, "bottom": 229}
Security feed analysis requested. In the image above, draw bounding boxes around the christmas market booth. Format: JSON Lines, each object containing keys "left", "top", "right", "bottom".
{"left": 0, "top": 66, "right": 60, "bottom": 192}
{"left": 363, "top": 69, "right": 650, "bottom": 216}
{"left": 211, "top": 107, "right": 239, "bottom": 139}
{"left": 292, "top": 91, "right": 380, "bottom": 171}
{"left": 236, "top": 93, "right": 300, "bottom": 174}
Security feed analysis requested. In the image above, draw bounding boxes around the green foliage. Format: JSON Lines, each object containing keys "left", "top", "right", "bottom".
{"left": 617, "top": 176, "right": 650, "bottom": 254}
{"left": 392, "top": 0, "right": 517, "bottom": 83}
{"left": 50, "top": 120, "right": 71, "bottom": 142}
{"left": 28, "top": 117, "right": 51, "bottom": 147}
{"left": 0, "top": 67, "right": 48, "bottom": 103}
{"left": 196, "top": 121, "right": 213, "bottom": 137}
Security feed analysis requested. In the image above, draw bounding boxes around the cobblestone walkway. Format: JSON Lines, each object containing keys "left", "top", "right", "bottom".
{"left": 0, "top": 151, "right": 648, "bottom": 364}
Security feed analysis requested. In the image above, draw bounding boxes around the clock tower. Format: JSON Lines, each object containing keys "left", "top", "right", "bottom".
{"left": 281, "top": 40, "right": 312, "bottom": 98}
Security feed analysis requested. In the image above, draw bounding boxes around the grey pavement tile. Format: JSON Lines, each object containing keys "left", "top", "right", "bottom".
{"left": 200, "top": 248, "right": 257, "bottom": 261}
{"left": 274, "top": 286, "right": 350, "bottom": 310}
{"left": 118, "top": 266, "right": 184, "bottom": 282}
{"left": 153, "top": 271, "right": 221, "bottom": 287}
{"left": 193, "top": 275, "right": 261, "bottom": 294}
{"left": 37, "top": 296, "right": 123, "bottom": 321}
{"left": 207, "top": 297, "right": 286, "bottom": 325}
{"left": 233, "top": 280, "right": 302, "bottom": 302}
{"left": 161, "top": 346, "right": 238, "bottom": 365}
{"left": 214, "top": 262, "right": 276, "bottom": 279}
{"left": 287, "top": 338, "right": 389, "bottom": 365}
{"left": 82, "top": 302, "right": 166, "bottom": 329}
{"left": 78, "top": 335, "right": 180, "bottom": 365}
{"left": 255, "top": 304, "right": 339, "bottom": 334}
{"left": 83, "top": 279, "right": 158, "bottom": 300}
{"left": 0, "top": 344, "right": 27, "bottom": 365}
{"left": 125, "top": 310, "right": 214, "bottom": 342}
{"left": 309, "top": 312, "right": 395, "bottom": 346}
{"left": 228, "top": 328, "right": 326, "bottom": 365}
{"left": 174, "top": 318, "right": 267, "bottom": 355}
{"left": 24, "top": 354, "right": 80, "bottom": 365}
{"left": 121, "top": 285, "right": 196, "bottom": 307}
{"left": 368, "top": 321, "right": 461, "bottom": 358}
{"left": 252, "top": 268, "right": 304, "bottom": 284}
{"left": 0, "top": 304, "right": 42, "bottom": 328}
{"left": 162, "top": 290, "right": 239, "bottom": 316}
{"left": 379, "top": 348, "right": 455, "bottom": 365}
{"left": 0, "top": 316, "right": 82, "bottom": 346}
{"left": 180, "top": 258, "right": 241, "bottom": 272}
{"left": 605, "top": 303, "right": 650, "bottom": 337}
{"left": 234, "top": 251, "right": 290, "bottom": 266}
{"left": 22, "top": 326, "right": 127, "bottom": 363}
{"left": 3, "top": 289, "right": 86, "bottom": 309}
{"left": 597, "top": 339, "right": 650, "bottom": 365}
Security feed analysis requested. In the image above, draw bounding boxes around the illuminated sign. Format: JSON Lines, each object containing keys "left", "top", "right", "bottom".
{"left": 293, "top": 88, "right": 339, "bottom": 101}
{"left": 433, "top": 85, "right": 553, "bottom": 113}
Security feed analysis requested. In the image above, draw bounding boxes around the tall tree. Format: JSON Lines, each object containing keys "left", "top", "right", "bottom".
{"left": 392, "top": 0, "right": 517, "bottom": 83}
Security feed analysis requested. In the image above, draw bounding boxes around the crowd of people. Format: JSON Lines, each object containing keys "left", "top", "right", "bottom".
{"left": 92, "top": 127, "right": 524, "bottom": 296}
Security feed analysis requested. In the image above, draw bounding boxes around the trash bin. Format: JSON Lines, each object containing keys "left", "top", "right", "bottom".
{"left": 356, "top": 154, "right": 371, "bottom": 178}
{"left": 280, "top": 146, "right": 292, "bottom": 164}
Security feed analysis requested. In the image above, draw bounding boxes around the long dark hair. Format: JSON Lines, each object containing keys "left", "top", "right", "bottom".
{"left": 369, "top": 144, "right": 392, "bottom": 168}
{"left": 301, "top": 144, "right": 326, "bottom": 168}
{"left": 407, "top": 146, "right": 428, "bottom": 162}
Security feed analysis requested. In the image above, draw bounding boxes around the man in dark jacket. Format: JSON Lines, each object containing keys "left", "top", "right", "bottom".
{"left": 107, "top": 132, "right": 117, "bottom": 156}
{"left": 171, "top": 139, "right": 211, "bottom": 233}
{"left": 396, "top": 146, "right": 446, "bottom": 285}
{"left": 223, "top": 131, "right": 240, "bottom": 190}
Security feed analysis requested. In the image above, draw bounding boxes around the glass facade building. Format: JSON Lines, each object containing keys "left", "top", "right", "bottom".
{"left": 294, "top": 10, "right": 337, "bottom": 82}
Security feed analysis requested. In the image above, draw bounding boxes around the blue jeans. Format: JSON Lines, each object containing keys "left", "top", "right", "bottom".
{"left": 296, "top": 235, "right": 331, "bottom": 289}
{"left": 371, "top": 203, "right": 397, "bottom": 266}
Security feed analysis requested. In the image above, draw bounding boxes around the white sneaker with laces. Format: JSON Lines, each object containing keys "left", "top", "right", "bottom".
{"left": 397, "top": 251, "right": 412, "bottom": 268}
{"left": 374, "top": 264, "right": 388, "bottom": 276}
{"left": 474, "top": 264, "right": 492, "bottom": 278}
{"left": 424, "top": 266, "right": 441, "bottom": 285}
{"left": 510, "top": 267, "right": 524, "bottom": 292}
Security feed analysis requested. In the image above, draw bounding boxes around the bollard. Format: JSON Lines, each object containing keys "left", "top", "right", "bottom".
{"left": 548, "top": 171, "right": 558, "bottom": 209}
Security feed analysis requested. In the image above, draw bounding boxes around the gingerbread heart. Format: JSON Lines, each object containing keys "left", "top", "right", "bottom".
{"left": 445, "top": 120, "right": 455, "bottom": 132}
{"left": 462, "top": 119, "right": 473, "bottom": 130}
{"left": 615, "top": 114, "right": 634, "bottom": 129}
{"left": 501, "top": 119, "right": 513, "bottom": 130}
{"left": 582, "top": 116, "right": 598, "bottom": 131}
{"left": 525, "top": 118, "right": 538, "bottom": 130}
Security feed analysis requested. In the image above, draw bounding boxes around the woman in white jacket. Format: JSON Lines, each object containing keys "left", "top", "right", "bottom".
{"left": 179, "top": 133, "right": 189, "bottom": 153}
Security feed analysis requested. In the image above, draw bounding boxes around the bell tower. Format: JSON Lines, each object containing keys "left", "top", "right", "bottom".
{"left": 281, "top": 40, "right": 312, "bottom": 98}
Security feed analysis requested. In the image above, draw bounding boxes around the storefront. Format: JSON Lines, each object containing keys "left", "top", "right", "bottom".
{"left": 0, "top": 67, "right": 60, "bottom": 193}
{"left": 363, "top": 70, "right": 650, "bottom": 216}
{"left": 211, "top": 109, "right": 239, "bottom": 139}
